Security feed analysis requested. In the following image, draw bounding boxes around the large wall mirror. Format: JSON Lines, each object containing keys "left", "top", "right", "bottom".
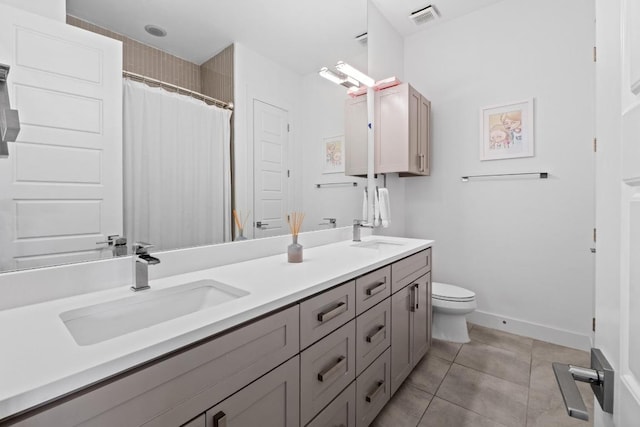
{"left": 0, "top": 0, "right": 367, "bottom": 274}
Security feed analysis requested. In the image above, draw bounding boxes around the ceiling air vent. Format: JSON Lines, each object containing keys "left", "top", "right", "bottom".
{"left": 355, "top": 32, "right": 368, "bottom": 47}
{"left": 409, "top": 5, "right": 439, "bottom": 25}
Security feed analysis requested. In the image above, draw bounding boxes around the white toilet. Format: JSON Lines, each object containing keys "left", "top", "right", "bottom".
{"left": 432, "top": 282, "right": 477, "bottom": 343}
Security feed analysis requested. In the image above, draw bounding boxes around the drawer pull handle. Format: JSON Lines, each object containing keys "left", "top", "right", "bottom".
{"left": 318, "top": 356, "right": 346, "bottom": 382}
{"left": 213, "top": 411, "right": 227, "bottom": 427}
{"left": 317, "top": 302, "right": 347, "bottom": 323}
{"left": 366, "top": 281, "right": 387, "bottom": 296}
{"left": 366, "top": 325, "right": 385, "bottom": 344}
{"left": 415, "top": 283, "right": 420, "bottom": 310}
{"left": 365, "top": 381, "right": 385, "bottom": 403}
{"left": 410, "top": 285, "right": 417, "bottom": 312}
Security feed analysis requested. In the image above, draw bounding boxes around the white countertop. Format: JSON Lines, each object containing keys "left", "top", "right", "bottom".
{"left": 0, "top": 236, "right": 433, "bottom": 420}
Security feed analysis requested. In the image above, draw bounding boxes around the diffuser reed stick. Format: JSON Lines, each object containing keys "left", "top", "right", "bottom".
{"left": 287, "top": 212, "right": 305, "bottom": 237}
{"left": 233, "top": 209, "right": 249, "bottom": 240}
{"left": 287, "top": 211, "right": 305, "bottom": 263}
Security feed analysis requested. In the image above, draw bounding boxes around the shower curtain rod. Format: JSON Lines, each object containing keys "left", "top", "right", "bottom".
{"left": 122, "top": 70, "right": 233, "bottom": 110}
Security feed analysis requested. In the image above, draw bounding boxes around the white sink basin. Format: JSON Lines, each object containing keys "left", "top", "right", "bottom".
{"left": 60, "top": 280, "right": 249, "bottom": 346}
{"left": 351, "top": 239, "right": 405, "bottom": 250}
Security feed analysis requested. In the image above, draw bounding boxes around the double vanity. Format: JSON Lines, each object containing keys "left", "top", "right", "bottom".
{"left": 0, "top": 233, "right": 433, "bottom": 426}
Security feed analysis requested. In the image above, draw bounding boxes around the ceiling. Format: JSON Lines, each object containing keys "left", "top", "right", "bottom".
{"left": 371, "top": 0, "right": 506, "bottom": 37}
{"left": 66, "top": 0, "right": 505, "bottom": 76}
{"left": 65, "top": 0, "right": 367, "bottom": 76}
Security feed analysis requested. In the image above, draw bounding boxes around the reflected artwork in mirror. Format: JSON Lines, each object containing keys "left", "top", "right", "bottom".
{"left": 0, "top": 0, "right": 367, "bottom": 273}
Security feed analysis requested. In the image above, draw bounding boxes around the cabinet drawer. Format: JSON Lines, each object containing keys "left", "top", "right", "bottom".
{"left": 356, "top": 298, "right": 391, "bottom": 375}
{"left": 355, "top": 266, "right": 391, "bottom": 315}
{"left": 204, "top": 356, "right": 300, "bottom": 427}
{"left": 181, "top": 414, "right": 205, "bottom": 427}
{"left": 356, "top": 348, "right": 391, "bottom": 427}
{"left": 300, "top": 281, "right": 356, "bottom": 349}
{"left": 391, "top": 248, "right": 431, "bottom": 293}
{"left": 22, "top": 306, "right": 299, "bottom": 427}
{"left": 306, "top": 382, "right": 356, "bottom": 427}
{"left": 300, "top": 319, "right": 357, "bottom": 425}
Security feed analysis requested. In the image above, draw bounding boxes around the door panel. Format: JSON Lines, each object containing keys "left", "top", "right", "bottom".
{"left": 253, "top": 100, "right": 288, "bottom": 238}
{"left": 0, "top": 4, "right": 122, "bottom": 271}
{"left": 412, "top": 273, "right": 431, "bottom": 365}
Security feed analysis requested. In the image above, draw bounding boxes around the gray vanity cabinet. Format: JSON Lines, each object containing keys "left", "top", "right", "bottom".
{"left": 306, "top": 382, "right": 356, "bottom": 427}
{"left": 390, "top": 272, "right": 432, "bottom": 394}
{"left": 181, "top": 415, "right": 205, "bottom": 427}
{"left": 204, "top": 356, "right": 300, "bottom": 427}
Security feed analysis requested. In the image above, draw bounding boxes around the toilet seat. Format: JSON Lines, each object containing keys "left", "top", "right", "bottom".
{"left": 432, "top": 282, "right": 475, "bottom": 302}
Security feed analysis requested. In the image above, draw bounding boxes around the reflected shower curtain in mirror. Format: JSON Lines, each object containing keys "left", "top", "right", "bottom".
{"left": 123, "top": 80, "right": 232, "bottom": 251}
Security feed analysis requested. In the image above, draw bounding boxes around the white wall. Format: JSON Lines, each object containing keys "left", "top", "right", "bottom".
{"left": 299, "top": 63, "right": 367, "bottom": 231}
{"left": 368, "top": 1, "right": 407, "bottom": 237}
{"left": 233, "top": 42, "right": 303, "bottom": 238}
{"left": 403, "top": 0, "right": 595, "bottom": 348}
{"left": 0, "top": 0, "right": 65, "bottom": 21}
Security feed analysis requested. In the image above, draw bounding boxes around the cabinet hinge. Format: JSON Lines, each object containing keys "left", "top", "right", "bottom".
{"left": 593, "top": 46, "right": 597, "bottom": 62}
{"left": 593, "top": 137, "right": 597, "bottom": 152}
{"left": 593, "top": 317, "right": 596, "bottom": 332}
{"left": 593, "top": 228, "right": 597, "bottom": 243}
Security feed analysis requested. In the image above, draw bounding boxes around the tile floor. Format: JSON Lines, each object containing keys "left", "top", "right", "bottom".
{"left": 373, "top": 324, "right": 594, "bottom": 427}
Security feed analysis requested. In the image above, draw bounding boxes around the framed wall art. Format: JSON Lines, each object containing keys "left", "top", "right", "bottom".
{"left": 322, "top": 135, "right": 345, "bottom": 174}
{"left": 480, "top": 98, "right": 534, "bottom": 161}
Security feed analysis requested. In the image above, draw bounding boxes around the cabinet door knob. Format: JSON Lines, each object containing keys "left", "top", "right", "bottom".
{"left": 317, "top": 356, "right": 346, "bottom": 382}
{"left": 365, "top": 381, "right": 385, "bottom": 403}
{"left": 317, "top": 301, "right": 347, "bottom": 323}
{"left": 366, "top": 280, "right": 387, "bottom": 296}
{"left": 366, "top": 325, "right": 385, "bottom": 344}
{"left": 213, "top": 411, "right": 227, "bottom": 427}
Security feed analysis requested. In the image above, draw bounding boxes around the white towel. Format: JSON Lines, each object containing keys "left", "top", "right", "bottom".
{"left": 378, "top": 188, "right": 391, "bottom": 228}
{"left": 362, "top": 189, "right": 368, "bottom": 221}
{"left": 374, "top": 189, "right": 381, "bottom": 227}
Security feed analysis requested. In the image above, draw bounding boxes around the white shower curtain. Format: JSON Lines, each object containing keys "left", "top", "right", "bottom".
{"left": 123, "top": 79, "right": 232, "bottom": 251}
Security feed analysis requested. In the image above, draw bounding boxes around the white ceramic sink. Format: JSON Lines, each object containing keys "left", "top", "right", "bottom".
{"left": 60, "top": 280, "right": 249, "bottom": 346}
{"left": 351, "top": 239, "right": 405, "bottom": 249}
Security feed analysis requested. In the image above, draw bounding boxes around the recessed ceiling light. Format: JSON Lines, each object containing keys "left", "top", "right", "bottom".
{"left": 144, "top": 24, "right": 167, "bottom": 37}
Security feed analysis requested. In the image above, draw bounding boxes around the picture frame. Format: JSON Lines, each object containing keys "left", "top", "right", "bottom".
{"left": 321, "top": 135, "right": 345, "bottom": 174}
{"left": 480, "top": 98, "right": 534, "bottom": 161}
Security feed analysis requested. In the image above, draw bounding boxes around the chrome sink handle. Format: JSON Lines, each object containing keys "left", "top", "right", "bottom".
{"left": 132, "top": 242, "right": 160, "bottom": 292}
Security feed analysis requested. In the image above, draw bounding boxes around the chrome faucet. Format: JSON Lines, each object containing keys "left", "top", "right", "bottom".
{"left": 132, "top": 242, "right": 160, "bottom": 292}
{"left": 353, "top": 219, "right": 374, "bottom": 242}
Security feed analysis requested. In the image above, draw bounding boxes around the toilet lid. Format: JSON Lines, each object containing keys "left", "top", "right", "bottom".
{"left": 432, "top": 282, "right": 475, "bottom": 302}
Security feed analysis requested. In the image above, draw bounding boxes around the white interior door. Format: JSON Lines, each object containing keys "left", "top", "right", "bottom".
{"left": 0, "top": 4, "right": 122, "bottom": 271}
{"left": 253, "top": 99, "right": 289, "bottom": 238}
{"left": 594, "top": 0, "right": 640, "bottom": 424}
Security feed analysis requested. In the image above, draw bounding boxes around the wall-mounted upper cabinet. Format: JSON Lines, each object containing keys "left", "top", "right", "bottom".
{"left": 345, "top": 83, "right": 431, "bottom": 177}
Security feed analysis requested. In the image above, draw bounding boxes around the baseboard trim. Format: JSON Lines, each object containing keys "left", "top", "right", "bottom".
{"left": 467, "top": 310, "right": 593, "bottom": 351}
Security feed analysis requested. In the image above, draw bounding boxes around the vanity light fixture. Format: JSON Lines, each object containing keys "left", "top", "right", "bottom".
{"left": 335, "top": 61, "right": 375, "bottom": 87}
{"left": 318, "top": 67, "right": 360, "bottom": 88}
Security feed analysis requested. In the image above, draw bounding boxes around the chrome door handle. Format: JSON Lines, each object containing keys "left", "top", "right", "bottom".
{"left": 255, "top": 221, "right": 269, "bottom": 229}
{"left": 317, "top": 302, "right": 347, "bottom": 322}
{"left": 318, "top": 356, "right": 346, "bottom": 382}
{"left": 552, "top": 348, "right": 614, "bottom": 421}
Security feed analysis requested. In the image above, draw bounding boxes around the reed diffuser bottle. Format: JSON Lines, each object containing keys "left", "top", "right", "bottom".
{"left": 287, "top": 212, "right": 305, "bottom": 263}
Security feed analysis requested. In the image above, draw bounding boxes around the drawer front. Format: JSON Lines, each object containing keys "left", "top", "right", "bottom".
{"left": 306, "top": 382, "right": 356, "bottom": 427}
{"left": 300, "top": 281, "right": 356, "bottom": 349}
{"left": 204, "top": 356, "right": 300, "bottom": 427}
{"left": 356, "top": 348, "right": 391, "bottom": 427}
{"left": 355, "top": 266, "right": 391, "bottom": 315}
{"left": 21, "top": 306, "right": 300, "bottom": 427}
{"left": 355, "top": 298, "right": 391, "bottom": 375}
{"left": 300, "top": 319, "right": 357, "bottom": 426}
{"left": 391, "top": 248, "right": 431, "bottom": 293}
{"left": 181, "top": 414, "right": 205, "bottom": 427}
